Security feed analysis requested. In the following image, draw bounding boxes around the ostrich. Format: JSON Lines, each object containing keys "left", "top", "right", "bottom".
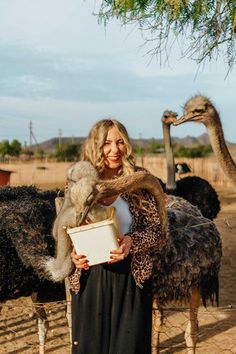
{"left": 175, "top": 162, "right": 191, "bottom": 177}
{"left": 46, "top": 161, "right": 112, "bottom": 282}
{"left": 162, "top": 110, "right": 220, "bottom": 220}
{"left": 0, "top": 186, "right": 66, "bottom": 354}
{"left": 0, "top": 162, "right": 117, "bottom": 353}
{"left": 173, "top": 95, "right": 236, "bottom": 189}
{"left": 69, "top": 166, "right": 221, "bottom": 353}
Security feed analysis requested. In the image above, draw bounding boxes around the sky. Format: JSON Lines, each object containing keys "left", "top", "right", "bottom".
{"left": 0, "top": 0, "right": 235, "bottom": 146}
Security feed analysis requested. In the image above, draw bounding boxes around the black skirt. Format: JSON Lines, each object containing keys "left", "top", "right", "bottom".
{"left": 71, "top": 256, "right": 152, "bottom": 354}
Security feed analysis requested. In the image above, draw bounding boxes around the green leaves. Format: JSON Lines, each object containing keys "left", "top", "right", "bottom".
{"left": 99, "top": 0, "right": 236, "bottom": 69}
{"left": 0, "top": 139, "right": 22, "bottom": 157}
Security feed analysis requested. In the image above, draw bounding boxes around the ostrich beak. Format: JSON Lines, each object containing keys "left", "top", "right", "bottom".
{"left": 173, "top": 112, "right": 202, "bottom": 126}
{"left": 173, "top": 114, "right": 190, "bottom": 126}
{"left": 77, "top": 205, "right": 91, "bottom": 226}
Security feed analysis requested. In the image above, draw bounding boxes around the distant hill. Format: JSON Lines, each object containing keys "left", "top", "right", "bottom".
{"left": 29, "top": 133, "right": 235, "bottom": 152}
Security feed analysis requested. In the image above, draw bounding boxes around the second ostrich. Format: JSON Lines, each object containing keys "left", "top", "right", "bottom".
{"left": 173, "top": 94, "right": 236, "bottom": 190}
{"left": 162, "top": 110, "right": 220, "bottom": 220}
{"left": 72, "top": 165, "right": 222, "bottom": 353}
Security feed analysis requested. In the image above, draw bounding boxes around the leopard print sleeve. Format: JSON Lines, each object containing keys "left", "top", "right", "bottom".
{"left": 125, "top": 191, "right": 165, "bottom": 254}
{"left": 68, "top": 267, "right": 82, "bottom": 294}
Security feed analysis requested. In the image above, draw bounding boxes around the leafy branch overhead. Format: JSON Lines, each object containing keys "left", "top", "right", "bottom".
{"left": 98, "top": 0, "right": 236, "bottom": 69}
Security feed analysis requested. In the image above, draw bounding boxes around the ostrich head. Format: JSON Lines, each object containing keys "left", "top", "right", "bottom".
{"left": 67, "top": 161, "right": 99, "bottom": 184}
{"left": 173, "top": 95, "right": 220, "bottom": 127}
{"left": 67, "top": 161, "right": 100, "bottom": 225}
{"left": 161, "top": 110, "right": 178, "bottom": 125}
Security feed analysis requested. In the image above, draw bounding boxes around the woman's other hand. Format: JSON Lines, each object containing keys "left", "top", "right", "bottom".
{"left": 71, "top": 248, "right": 89, "bottom": 270}
{"left": 109, "top": 235, "right": 132, "bottom": 263}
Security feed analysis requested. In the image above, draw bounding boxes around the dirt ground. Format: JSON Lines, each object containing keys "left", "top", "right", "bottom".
{"left": 0, "top": 185, "right": 236, "bottom": 353}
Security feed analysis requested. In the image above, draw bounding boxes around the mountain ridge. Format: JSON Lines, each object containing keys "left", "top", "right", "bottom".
{"left": 29, "top": 133, "right": 236, "bottom": 152}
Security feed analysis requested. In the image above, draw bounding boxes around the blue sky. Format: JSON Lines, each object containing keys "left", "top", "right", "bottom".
{"left": 0, "top": 0, "right": 235, "bottom": 145}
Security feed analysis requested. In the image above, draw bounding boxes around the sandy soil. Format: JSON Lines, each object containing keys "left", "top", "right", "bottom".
{"left": 0, "top": 185, "right": 236, "bottom": 353}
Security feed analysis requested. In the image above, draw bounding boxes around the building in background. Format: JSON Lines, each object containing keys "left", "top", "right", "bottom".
{"left": 0, "top": 169, "right": 14, "bottom": 186}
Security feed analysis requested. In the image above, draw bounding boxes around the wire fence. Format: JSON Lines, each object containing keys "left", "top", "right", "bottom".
{"left": 1, "top": 300, "right": 236, "bottom": 353}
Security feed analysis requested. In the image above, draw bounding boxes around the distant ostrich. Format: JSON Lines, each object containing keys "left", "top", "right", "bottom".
{"left": 175, "top": 162, "right": 191, "bottom": 177}
{"left": 173, "top": 95, "right": 236, "bottom": 189}
{"left": 162, "top": 110, "right": 220, "bottom": 220}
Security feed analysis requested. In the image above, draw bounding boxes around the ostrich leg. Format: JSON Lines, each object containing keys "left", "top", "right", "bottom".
{"left": 31, "top": 292, "right": 49, "bottom": 354}
{"left": 185, "top": 288, "right": 200, "bottom": 354}
{"left": 64, "top": 277, "right": 72, "bottom": 345}
{"left": 152, "top": 298, "right": 164, "bottom": 354}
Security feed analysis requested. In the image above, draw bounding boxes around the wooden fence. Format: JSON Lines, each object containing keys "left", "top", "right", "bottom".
{"left": 0, "top": 154, "right": 233, "bottom": 189}
{"left": 135, "top": 155, "right": 232, "bottom": 187}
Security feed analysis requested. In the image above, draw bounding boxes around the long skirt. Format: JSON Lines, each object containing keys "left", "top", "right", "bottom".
{"left": 71, "top": 256, "right": 152, "bottom": 354}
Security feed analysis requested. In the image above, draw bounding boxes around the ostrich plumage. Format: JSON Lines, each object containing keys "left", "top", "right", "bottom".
{"left": 97, "top": 171, "right": 222, "bottom": 306}
{"left": 0, "top": 186, "right": 65, "bottom": 302}
{"left": 162, "top": 110, "right": 220, "bottom": 220}
{"left": 152, "top": 195, "right": 221, "bottom": 305}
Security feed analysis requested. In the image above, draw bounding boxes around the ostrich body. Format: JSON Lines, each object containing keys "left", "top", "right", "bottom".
{"left": 96, "top": 171, "right": 221, "bottom": 352}
{"left": 162, "top": 110, "right": 220, "bottom": 220}
{"left": 173, "top": 95, "right": 236, "bottom": 189}
{"left": 0, "top": 186, "right": 66, "bottom": 354}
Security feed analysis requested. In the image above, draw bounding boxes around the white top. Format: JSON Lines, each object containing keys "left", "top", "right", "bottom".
{"left": 103, "top": 196, "right": 132, "bottom": 234}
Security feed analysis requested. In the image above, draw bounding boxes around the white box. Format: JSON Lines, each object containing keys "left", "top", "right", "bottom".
{"left": 66, "top": 208, "right": 120, "bottom": 266}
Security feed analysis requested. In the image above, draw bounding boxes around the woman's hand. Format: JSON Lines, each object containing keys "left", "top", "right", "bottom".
{"left": 109, "top": 235, "right": 132, "bottom": 264}
{"left": 71, "top": 248, "right": 89, "bottom": 270}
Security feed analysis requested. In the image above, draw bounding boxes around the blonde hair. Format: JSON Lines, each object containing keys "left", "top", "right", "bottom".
{"left": 80, "top": 119, "right": 150, "bottom": 215}
{"left": 80, "top": 119, "right": 136, "bottom": 176}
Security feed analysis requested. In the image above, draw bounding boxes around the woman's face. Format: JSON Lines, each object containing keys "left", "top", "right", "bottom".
{"left": 103, "top": 126, "right": 127, "bottom": 170}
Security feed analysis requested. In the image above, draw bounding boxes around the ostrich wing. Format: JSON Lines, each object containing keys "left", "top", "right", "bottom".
{"left": 152, "top": 195, "right": 222, "bottom": 305}
{"left": 0, "top": 197, "right": 56, "bottom": 278}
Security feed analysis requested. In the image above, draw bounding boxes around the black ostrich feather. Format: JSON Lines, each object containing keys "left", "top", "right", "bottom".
{"left": 174, "top": 176, "right": 220, "bottom": 220}
{"left": 151, "top": 196, "right": 222, "bottom": 306}
{"left": 0, "top": 186, "right": 65, "bottom": 302}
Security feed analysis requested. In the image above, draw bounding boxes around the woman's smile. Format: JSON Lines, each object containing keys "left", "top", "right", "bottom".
{"left": 103, "top": 126, "right": 126, "bottom": 171}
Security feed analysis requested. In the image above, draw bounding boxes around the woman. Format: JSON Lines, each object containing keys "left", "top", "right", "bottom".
{"left": 69, "top": 119, "right": 163, "bottom": 354}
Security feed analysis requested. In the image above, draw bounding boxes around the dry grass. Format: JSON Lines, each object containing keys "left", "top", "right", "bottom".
{"left": 0, "top": 161, "right": 72, "bottom": 190}
{"left": 0, "top": 154, "right": 233, "bottom": 190}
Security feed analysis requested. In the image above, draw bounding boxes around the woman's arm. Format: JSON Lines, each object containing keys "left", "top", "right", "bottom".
{"left": 126, "top": 191, "right": 166, "bottom": 254}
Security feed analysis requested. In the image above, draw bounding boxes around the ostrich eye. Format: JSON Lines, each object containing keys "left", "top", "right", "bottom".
{"left": 194, "top": 108, "right": 204, "bottom": 113}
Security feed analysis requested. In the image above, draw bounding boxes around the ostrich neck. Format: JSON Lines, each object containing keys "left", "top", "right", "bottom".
{"left": 99, "top": 172, "right": 168, "bottom": 236}
{"left": 163, "top": 123, "right": 176, "bottom": 191}
{"left": 207, "top": 121, "right": 236, "bottom": 187}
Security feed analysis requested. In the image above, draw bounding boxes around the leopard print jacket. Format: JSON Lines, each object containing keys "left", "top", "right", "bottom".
{"left": 69, "top": 190, "right": 166, "bottom": 293}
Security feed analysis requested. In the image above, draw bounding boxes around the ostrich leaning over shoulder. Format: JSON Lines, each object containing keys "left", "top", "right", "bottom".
{"left": 173, "top": 95, "right": 236, "bottom": 190}
{"left": 63, "top": 161, "right": 222, "bottom": 354}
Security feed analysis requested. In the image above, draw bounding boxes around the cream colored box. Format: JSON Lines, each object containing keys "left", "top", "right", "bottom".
{"left": 66, "top": 208, "right": 120, "bottom": 266}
